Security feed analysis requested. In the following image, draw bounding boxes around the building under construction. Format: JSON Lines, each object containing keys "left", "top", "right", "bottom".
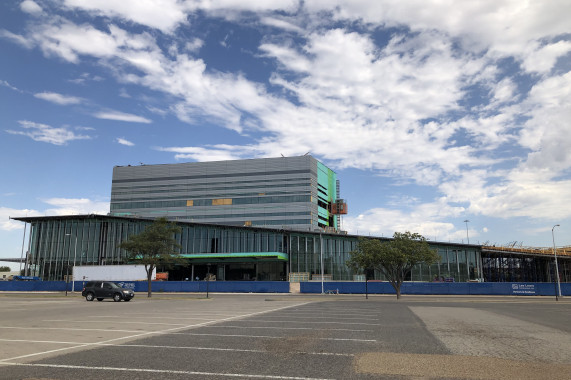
{"left": 481, "top": 245, "right": 571, "bottom": 283}
{"left": 7, "top": 155, "right": 570, "bottom": 284}
{"left": 9, "top": 213, "right": 571, "bottom": 284}
{"left": 110, "top": 155, "right": 348, "bottom": 232}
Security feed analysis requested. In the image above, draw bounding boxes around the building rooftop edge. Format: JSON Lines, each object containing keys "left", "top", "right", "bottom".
{"left": 113, "top": 154, "right": 321, "bottom": 169}
{"left": 11, "top": 214, "right": 482, "bottom": 248}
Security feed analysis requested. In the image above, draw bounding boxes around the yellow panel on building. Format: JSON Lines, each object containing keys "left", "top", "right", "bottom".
{"left": 186, "top": 200, "right": 193, "bottom": 206}
{"left": 212, "top": 198, "right": 232, "bottom": 206}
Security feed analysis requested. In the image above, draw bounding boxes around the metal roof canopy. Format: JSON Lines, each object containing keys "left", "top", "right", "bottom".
{"left": 11, "top": 214, "right": 484, "bottom": 249}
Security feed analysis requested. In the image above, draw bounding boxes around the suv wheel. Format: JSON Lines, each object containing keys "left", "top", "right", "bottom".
{"left": 113, "top": 293, "right": 122, "bottom": 302}
{"left": 85, "top": 292, "right": 95, "bottom": 301}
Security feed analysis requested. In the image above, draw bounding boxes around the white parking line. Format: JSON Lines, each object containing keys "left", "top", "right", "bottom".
{"left": 0, "top": 302, "right": 312, "bottom": 363}
{"left": 167, "top": 332, "right": 377, "bottom": 342}
{"left": 0, "top": 363, "right": 336, "bottom": 380}
{"left": 237, "top": 319, "right": 382, "bottom": 326}
{"left": 279, "top": 312, "right": 384, "bottom": 318}
{"left": 86, "top": 315, "right": 216, "bottom": 321}
{"left": 0, "top": 339, "right": 354, "bottom": 357}
{"left": 43, "top": 319, "right": 190, "bottom": 326}
{"left": 213, "top": 325, "right": 372, "bottom": 332}
{"left": 0, "top": 326, "right": 142, "bottom": 333}
{"left": 259, "top": 315, "right": 383, "bottom": 321}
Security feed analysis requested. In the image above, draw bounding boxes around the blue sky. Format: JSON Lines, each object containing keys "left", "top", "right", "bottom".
{"left": 1, "top": 0, "right": 570, "bottom": 268}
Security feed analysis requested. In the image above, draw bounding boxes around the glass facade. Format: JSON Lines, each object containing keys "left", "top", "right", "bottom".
{"left": 16, "top": 215, "right": 493, "bottom": 283}
{"left": 16, "top": 214, "right": 570, "bottom": 283}
{"left": 110, "top": 156, "right": 341, "bottom": 231}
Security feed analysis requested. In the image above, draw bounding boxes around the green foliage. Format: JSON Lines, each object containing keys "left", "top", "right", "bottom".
{"left": 0, "top": 266, "right": 12, "bottom": 272}
{"left": 348, "top": 231, "right": 440, "bottom": 299}
{"left": 119, "top": 217, "right": 182, "bottom": 297}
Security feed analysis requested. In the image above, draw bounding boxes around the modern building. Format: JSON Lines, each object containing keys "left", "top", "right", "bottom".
{"left": 110, "top": 156, "right": 347, "bottom": 232}
{"left": 13, "top": 214, "right": 487, "bottom": 283}
{"left": 9, "top": 156, "right": 571, "bottom": 284}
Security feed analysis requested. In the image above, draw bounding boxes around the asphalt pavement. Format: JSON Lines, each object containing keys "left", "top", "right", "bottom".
{"left": 0, "top": 293, "right": 569, "bottom": 379}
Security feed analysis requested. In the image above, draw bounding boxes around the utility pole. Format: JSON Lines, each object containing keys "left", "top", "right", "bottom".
{"left": 464, "top": 220, "right": 470, "bottom": 244}
{"left": 552, "top": 224, "right": 561, "bottom": 300}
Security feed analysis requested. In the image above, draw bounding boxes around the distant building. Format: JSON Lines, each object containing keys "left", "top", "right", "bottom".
{"left": 110, "top": 156, "right": 347, "bottom": 232}
{"left": 0, "top": 271, "right": 20, "bottom": 281}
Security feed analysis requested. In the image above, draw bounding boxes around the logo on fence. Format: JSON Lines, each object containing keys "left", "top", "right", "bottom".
{"left": 118, "top": 282, "right": 135, "bottom": 289}
{"left": 511, "top": 283, "right": 535, "bottom": 294}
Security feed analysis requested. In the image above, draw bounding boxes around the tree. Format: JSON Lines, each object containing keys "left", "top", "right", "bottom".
{"left": 347, "top": 232, "right": 440, "bottom": 299}
{"left": 119, "top": 218, "right": 182, "bottom": 298}
{"left": 0, "top": 266, "right": 11, "bottom": 272}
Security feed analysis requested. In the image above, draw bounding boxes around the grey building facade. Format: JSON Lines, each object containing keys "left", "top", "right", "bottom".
{"left": 14, "top": 215, "right": 486, "bottom": 283}
{"left": 110, "top": 156, "right": 346, "bottom": 231}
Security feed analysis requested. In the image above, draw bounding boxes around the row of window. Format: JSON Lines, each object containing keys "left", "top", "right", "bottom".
{"left": 112, "top": 169, "right": 314, "bottom": 184}
{"left": 115, "top": 211, "right": 312, "bottom": 219}
{"left": 23, "top": 217, "right": 482, "bottom": 282}
{"left": 110, "top": 195, "right": 313, "bottom": 211}
{"left": 112, "top": 180, "right": 312, "bottom": 196}
{"left": 112, "top": 190, "right": 311, "bottom": 204}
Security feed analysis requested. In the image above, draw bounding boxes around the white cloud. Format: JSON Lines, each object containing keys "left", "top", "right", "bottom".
{"left": 7, "top": 1, "right": 570, "bottom": 231}
{"left": 187, "top": 0, "right": 299, "bottom": 16}
{"left": 0, "top": 199, "right": 108, "bottom": 232}
{"left": 6, "top": 120, "right": 92, "bottom": 145}
{"left": 0, "top": 80, "right": 23, "bottom": 92}
{"left": 522, "top": 41, "right": 571, "bottom": 74}
{"left": 94, "top": 110, "right": 152, "bottom": 123}
{"left": 116, "top": 137, "right": 134, "bottom": 146}
{"left": 473, "top": 175, "right": 571, "bottom": 220}
{"left": 0, "top": 207, "right": 42, "bottom": 231}
{"left": 260, "top": 16, "right": 303, "bottom": 33}
{"left": 156, "top": 145, "right": 254, "bottom": 162}
{"left": 519, "top": 72, "right": 571, "bottom": 173}
{"left": 305, "top": 1, "right": 570, "bottom": 58}
{"left": 0, "top": 29, "right": 33, "bottom": 48}
{"left": 63, "top": 0, "right": 189, "bottom": 33}
{"left": 41, "top": 197, "right": 109, "bottom": 216}
{"left": 342, "top": 198, "right": 466, "bottom": 242}
{"left": 20, "top": 0, "right": 42, "bottom": 15}
{"left": 184, "top": 38, "right": 204, "bottom": 53}
{"left": 68, "top": 72, "right": 104, "bottom": 84}
{"left": 34, "top": 91, "right": 83, "bottom": 105}
{"left": 491, "top": 77, "right": 517, "bottom": 105}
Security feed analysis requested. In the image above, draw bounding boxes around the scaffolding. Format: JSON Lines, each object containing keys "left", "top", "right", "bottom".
{"left": 481, "top": 246, "right": 571, "bottom": 283}
{"left": 482, "top": 245, "right": 571, "bottom": 257}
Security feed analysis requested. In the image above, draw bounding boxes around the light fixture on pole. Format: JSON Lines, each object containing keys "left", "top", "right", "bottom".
{"left": 464, "top": 220, "right": 470, "bottom": 244}
{"left": 552, "top": 224, "right": 561, "bottom": 301}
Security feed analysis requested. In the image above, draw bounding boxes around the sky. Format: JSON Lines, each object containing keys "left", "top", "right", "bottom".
{"left": 1, "top": 0, "right": 570, "bottom": 269}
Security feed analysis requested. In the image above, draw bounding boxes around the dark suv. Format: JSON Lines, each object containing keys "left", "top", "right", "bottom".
{"left": 81, "top": 281, "right": 135, "bottom": 302}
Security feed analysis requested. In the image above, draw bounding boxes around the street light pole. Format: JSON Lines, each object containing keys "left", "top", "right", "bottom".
{"left": 206, "top": 263, "right": 211, "bottom": 299}
{"left": 464, "top": 220, "right": 470, "bottom": 244}
{"left": 72, "top": 236, "right": 77, "bottom": 292}
{"left": 65, "top": 233, "right": 78, "bottom": 293}
{"left": 320, "top": 233, "right": 324, "bottom": 295}
{"left": 19, "top": 223, "right": 27, "bottom": 274}
{"left": 552, "top": 224, "right": 561, "bottom": 301}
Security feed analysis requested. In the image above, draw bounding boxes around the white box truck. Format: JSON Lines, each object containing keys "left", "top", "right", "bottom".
{"left": 73, "top": 265, "right": 154, "bottom": 282}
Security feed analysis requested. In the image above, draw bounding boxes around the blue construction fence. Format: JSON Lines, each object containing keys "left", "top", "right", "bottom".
{"left": 0, "top": 280, "right": 289, "bottom": 293}
{"left": 301, "top": 281, "right": 571, "bottom": 296}
{"left": 0, "top": 280, "right": 569, "bottom": 296}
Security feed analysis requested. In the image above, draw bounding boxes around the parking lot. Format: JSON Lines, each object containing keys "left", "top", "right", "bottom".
{"left": 0, "top": 293, "right": 570, "bottom": 379}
